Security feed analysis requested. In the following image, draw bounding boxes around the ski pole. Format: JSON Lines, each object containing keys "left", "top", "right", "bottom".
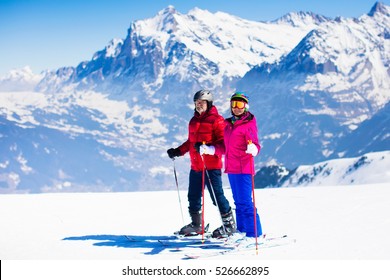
{"left": 200, "top": 151, "right": 227, "bottom": 236}
{"left": 202, "top": 158, "right": 227, "bottom": 236}
{"left": 248, "top": 140, "right": 259, "bottom": 255}
{"left": 201, "top": 151, "right": 206, "bottom": 242}
{"left": 173, "top": 159, "right": 185, "bottom": 225}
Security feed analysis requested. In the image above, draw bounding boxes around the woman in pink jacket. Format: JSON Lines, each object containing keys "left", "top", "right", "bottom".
{"left": 224, "top": 92, "right": 262, "bottom": 238}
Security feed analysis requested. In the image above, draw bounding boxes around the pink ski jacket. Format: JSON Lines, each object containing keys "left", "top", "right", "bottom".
{"left": 223, "top": 112, "right": 261, "bottom": 174}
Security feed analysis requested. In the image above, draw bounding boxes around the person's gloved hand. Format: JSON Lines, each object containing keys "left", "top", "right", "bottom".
{"left": 246, "top": 143, "right": 258, "bottom": 156}
{"left": 199, "top": 144, "right": 215, "bottom": 155}
{"left": 167, "top": 148, "right": 181, "bottom": 159}
{"left": 194, "top": 142, "right": 202, "bottom": 153}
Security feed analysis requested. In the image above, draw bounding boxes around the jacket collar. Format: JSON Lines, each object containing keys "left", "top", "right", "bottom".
{"left": 227, "top": 111, "right": 253, "bottom": 124}
{"left": 194, "top": 105, "right": 218, "bottom": 118}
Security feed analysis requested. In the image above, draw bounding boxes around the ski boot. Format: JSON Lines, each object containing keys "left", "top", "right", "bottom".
{"left": 212, "top": 209, "right": 236, "bottom": 238}
{"left": 177, "top": 211, "right": 202, "bottom": 236}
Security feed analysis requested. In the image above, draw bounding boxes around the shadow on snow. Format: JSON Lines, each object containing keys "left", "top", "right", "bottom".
{"left": 62, "top": 234, "right": 226, "bottom": 256}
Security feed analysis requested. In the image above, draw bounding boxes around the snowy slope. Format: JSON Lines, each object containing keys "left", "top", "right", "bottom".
{"left": 280, "top": 151, "right": 390, "bottom": 187}
{"left": 0, "top": 183, "right": 389, "bottom": 260}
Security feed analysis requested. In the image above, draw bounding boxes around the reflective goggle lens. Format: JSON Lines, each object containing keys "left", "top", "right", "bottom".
{"left": 231, "top": 100, "right": 246, "bottom": 109}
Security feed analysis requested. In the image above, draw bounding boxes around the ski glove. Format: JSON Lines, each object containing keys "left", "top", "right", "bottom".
{"left": 167, "top": 148, "right": 181, "bottom": 159}
{"left": 194, "top": 142, "right": 202, "bottom": 153}
{"left": 194, "top": 142, "right": 215, "bottom": 155}
{"left": 199, "top": 144, "right": 215, "bottom": 155}
{"left": 246, "top": 143, "right": 258, "bottom": 156}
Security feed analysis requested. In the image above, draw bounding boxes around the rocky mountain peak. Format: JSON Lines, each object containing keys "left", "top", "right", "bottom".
{"left": 368, "top": 1, "right": 390, "bottom": 17}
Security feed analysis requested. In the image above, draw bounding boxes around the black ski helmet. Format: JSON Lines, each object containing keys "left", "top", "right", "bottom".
{"left": 193, "top": 89, "right": 213, "bottom": 110}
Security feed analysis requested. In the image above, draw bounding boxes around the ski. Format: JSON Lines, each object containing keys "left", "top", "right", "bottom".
{"left": 124, "top": 224, "right": 213, "bottom": 246}
{"left": 184, "top": 234, "right": 295, "bottom": 259}
{"left": 124, "top": 234, "right": 211, "bottom": 245}
{"left": 158, "top": 224, "right": 215, "bottom": 246}
{"left": 158, "top": 236, "right": 225, "bottom": 247}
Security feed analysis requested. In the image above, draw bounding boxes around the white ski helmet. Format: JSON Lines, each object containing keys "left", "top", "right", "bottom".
{"left": 193, "top": 89, "right": 213, "bottom": 102}
{"left": 193, "top": 89, "right": 213, "bottom": 110}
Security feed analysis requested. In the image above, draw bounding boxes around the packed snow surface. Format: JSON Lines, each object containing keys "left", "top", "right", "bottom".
{"left": 1, "top": 183, "right": 389, "bottom": 260}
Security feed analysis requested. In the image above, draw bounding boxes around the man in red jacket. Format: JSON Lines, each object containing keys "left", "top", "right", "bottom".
{"left": 167, "top": 89, "right": 236, "bottom": 238}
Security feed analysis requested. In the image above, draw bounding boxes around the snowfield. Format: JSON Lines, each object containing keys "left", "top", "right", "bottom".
{"left": 2, "top": 183, "right": 390, "bottom": 280}
{"left": 1, "top": 183, "right": 389, "bottom": 260}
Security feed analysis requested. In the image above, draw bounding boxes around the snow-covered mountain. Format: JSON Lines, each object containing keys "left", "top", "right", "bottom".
{"left": 334, "top": 101, "right": 390, "bottom": 157}
{"left": 0, "top": 91, "right": 168, "bottom": 193}
{"left": 36, "top": 6, "right": 324, "bottom": 95}
{"left": 238, "top": 2, "right": 390, "bottom": 166}
{"left": 282, "top": 150, "right": 390, "bottom": 187}
{"left": 0, "top": 2, "right": 389, "bottom": 193}
{"left": 255, "top": 150, "right": 390, "bottom": 188}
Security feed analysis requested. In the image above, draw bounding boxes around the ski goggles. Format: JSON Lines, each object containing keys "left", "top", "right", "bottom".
{"left": 231, "top": 100, "right": 246, "bottom": 109}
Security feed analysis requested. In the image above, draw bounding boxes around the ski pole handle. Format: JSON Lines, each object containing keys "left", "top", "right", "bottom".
{"left": 200, "top": 141, "right": 206, "bottom": 156}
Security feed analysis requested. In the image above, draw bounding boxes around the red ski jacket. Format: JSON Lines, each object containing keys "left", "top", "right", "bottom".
{"left": 178, "top": 106, "right": 225, "bottom": 172}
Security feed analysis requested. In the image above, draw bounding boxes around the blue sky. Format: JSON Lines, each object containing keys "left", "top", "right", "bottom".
{"left": 0, "top": 0, "right": 388, "bottom": 75}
